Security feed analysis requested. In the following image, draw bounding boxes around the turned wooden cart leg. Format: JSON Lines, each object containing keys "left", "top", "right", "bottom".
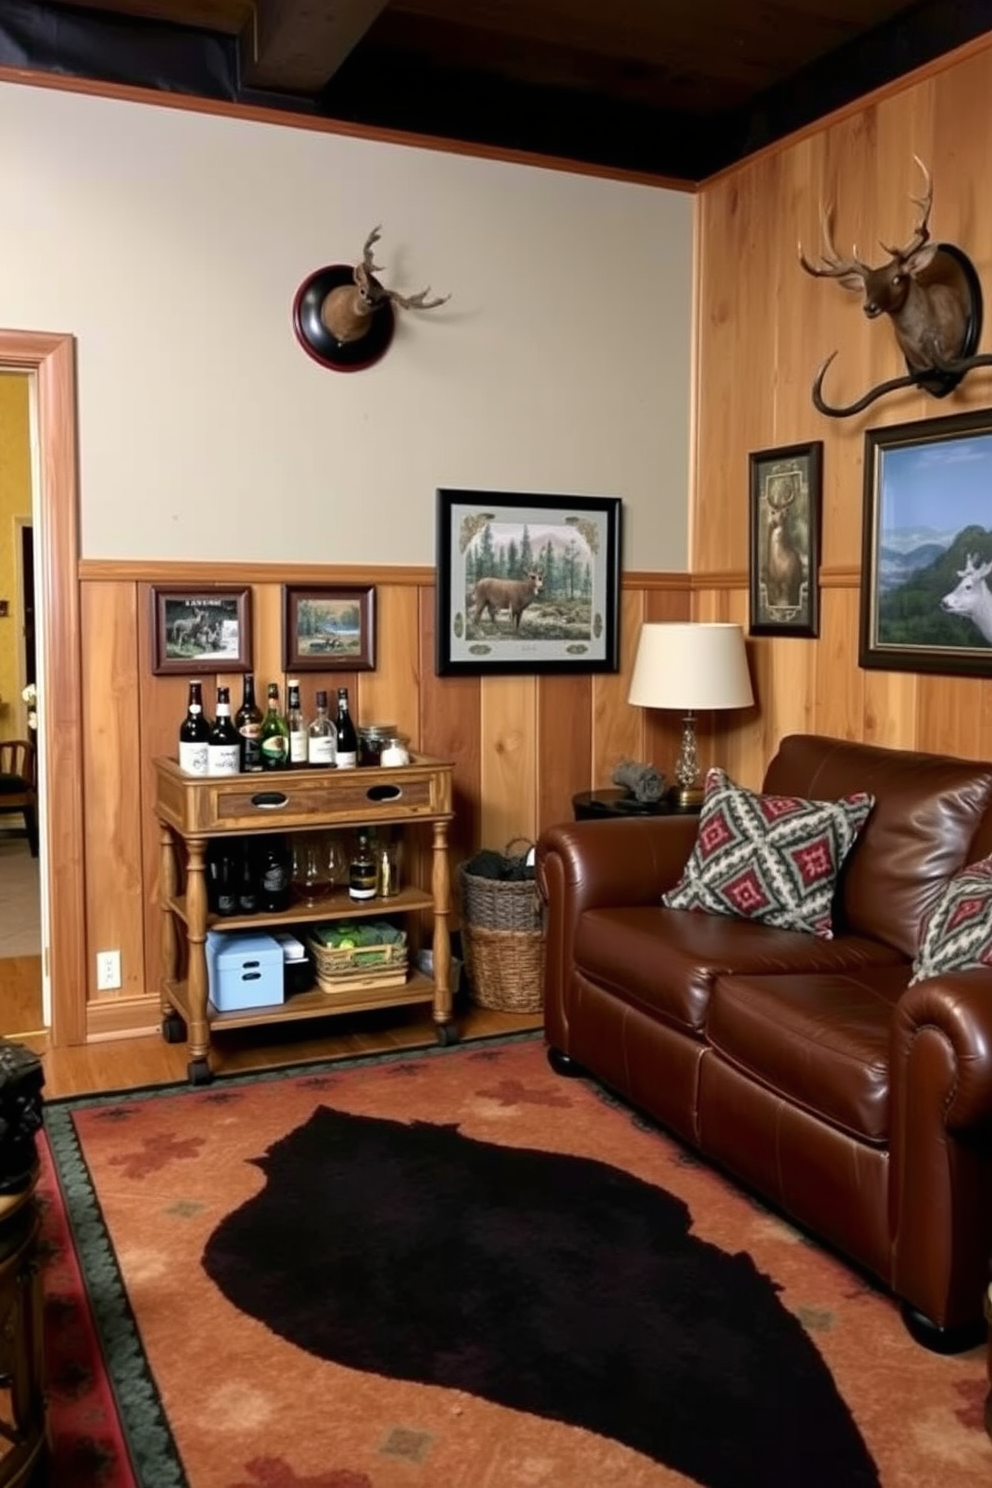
{"left": 431, "top": 819, "right": 457, "bottom": 1043}
{"left": 158, "top": 824, "right": 186, "bottom": 1044}
{"left": 184, "top": 839, "right": 212, "bottom": 1083}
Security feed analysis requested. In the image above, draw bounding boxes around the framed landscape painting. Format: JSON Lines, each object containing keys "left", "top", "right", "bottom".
{"left": 283, "top": 585, "right": 376, "bottom": 671}
{"left": 860, "top": 407, "right": 992, "bottom": 676}
{"left": 435, "top": 489, "right": 621, "bottom": 676}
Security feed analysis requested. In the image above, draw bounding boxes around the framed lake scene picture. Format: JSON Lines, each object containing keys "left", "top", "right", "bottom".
{"left": 435, "top": 489, "right": 621, "bottom": 676}
{"left": 860, "top": 407, "right": 992, "bottom": 676}
{"left": 283, "top": 585, "right": 376, "bottom": 671}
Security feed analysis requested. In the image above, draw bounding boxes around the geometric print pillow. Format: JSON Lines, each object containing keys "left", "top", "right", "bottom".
{"left": 661, "top": 767, "right": 875, "bottom": 940}
{"left": 909, "top": 856, "right": 992, "bottom": 985}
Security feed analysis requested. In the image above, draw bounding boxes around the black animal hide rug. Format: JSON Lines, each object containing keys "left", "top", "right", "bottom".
{"left": 202, "top": 1106, "right": 880, "bottom": 1488}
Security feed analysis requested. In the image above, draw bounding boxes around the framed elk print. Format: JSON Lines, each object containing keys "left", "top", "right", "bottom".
{"left": 151, "top": 587, "right": 252, "bottom": 675}
{"left": 860, "top": 407, "right": 992, "bottom": 676}
{"left": 748, "top": 441, "right": 822, "bottom": 639}
{"left": 435, "top": 489, "right": 621, "bottom": 676}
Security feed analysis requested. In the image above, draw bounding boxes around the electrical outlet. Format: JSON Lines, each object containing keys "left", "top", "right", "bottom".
{"left": 96, "top": 949, "right": 121, "bottom": 991}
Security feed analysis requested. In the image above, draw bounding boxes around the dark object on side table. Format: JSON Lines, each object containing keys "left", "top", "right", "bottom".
{"left": 0, "top": 1040, "right": 46, "bottom": 1487}
{"left": 573, "top": 789, "right": 671, "bottom": 820}
{"left": 0, "top": 739, "right": 38, "bottom": 858}
{"left": 0, "top": 1041, "right": 44, "bottom": 1194}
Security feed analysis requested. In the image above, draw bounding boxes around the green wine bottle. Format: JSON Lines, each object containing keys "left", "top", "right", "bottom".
{"left": 259, "top": 682, "right": 289, "bottom": 771}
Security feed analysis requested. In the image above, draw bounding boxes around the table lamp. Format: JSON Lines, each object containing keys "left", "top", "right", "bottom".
{"left": 627, "top": 622, "right": 754, "bottom": 809}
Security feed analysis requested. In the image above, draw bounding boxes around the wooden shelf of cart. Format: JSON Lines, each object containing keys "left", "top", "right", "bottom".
{"left": 153, "top": 754, "right": 456, "bottom": 1083}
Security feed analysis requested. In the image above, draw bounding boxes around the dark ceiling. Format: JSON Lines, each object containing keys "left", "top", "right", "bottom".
{"left": 1, "top": 0, "right": 990, "bottom": 181}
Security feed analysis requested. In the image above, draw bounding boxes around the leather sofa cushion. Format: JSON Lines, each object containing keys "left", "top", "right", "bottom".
{"left": 764, "top": 735, "right": 992, "bottom": 959}
{"left": 705, "top": 964, "right": 912, "bottom": 1142}
{"left": 574, "top": 905, "right": 905, "bottom": 1036}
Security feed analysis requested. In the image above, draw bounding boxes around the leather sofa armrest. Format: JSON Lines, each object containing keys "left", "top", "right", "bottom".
{"left": 892, "top": 973, "right": 992, "bottom": 1131}
{"left": 536, "top": 815, "right": 701, "bottom": 915}
{"left": 889, "top": 972, "right": 992, "bottom": 1331}
{"left": 536, "top": 816, "right": 700, "bottom": 1056}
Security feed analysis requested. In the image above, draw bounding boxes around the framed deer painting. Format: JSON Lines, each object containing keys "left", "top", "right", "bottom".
{"left": 435, "top": 489, "right": 621, "bottom": 675}
{"left": 860, "top": 408, "right": 992, "bottom": 677}
{"left": 748, "top": 441, "right": 822, "bottom": 639}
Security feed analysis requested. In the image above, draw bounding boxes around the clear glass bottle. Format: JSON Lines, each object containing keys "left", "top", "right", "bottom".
{"left": 307, "top": 690, "right": 337, "bottom": 768}
{"left": 348, "top": 828, "right": 377, "bottom": 900}
{"left": 286, "top": 678, "right": 308, "bottom": 768}
{"left": 178, "top": 679, "right": 211, "bottom": 776}
{"left": 335, "top": 687, "right": 358, "bottom": 770}
{"left": 235, "top": 672, "right": 263, "bottom": 773}
{"left": 207, "top": 685, "right": 241, "bottom": 776}
{"left": 259, "top": 682, "right": 289, "bottom": 771}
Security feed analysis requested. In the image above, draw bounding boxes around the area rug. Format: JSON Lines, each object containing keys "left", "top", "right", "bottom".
{"left": 41, "top": 1033, "right": 991, "bottom": 1487}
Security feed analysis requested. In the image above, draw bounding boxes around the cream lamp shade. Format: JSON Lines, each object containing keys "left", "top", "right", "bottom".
{"left": 628, "top": 623, "right": 754, "bottom": 806}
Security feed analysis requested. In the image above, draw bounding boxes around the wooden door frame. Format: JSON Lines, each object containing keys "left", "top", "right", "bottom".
{"left": 4, "top": 331, "right": 85, "bottom": 1045}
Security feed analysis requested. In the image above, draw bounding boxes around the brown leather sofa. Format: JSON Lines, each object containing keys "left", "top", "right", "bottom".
{"left": 536, "top": 733, "right": 992, "bottom": 1352}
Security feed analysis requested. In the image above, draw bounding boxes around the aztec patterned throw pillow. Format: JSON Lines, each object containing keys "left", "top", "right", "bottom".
{"left": 662, "top": 767, "right": 874, "bottom": 939}
{"left": 910, "top": 856, "right": 992, "bottom": 985}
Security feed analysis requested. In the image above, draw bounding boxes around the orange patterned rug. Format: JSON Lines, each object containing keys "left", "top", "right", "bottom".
{"left": 42, "top": 1034, "right": 991, "bottom": 1487}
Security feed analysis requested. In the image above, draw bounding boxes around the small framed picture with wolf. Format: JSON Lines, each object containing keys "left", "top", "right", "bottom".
{"left": 435, "top": 489, "right": 621, "bottom": 676}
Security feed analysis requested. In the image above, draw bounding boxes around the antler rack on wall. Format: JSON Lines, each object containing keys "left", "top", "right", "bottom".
{"left": 798, "top": 158, "right": 992, "bottom": 418}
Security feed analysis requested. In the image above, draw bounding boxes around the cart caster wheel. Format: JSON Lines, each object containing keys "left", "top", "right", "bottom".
{"left": 187, "top": 1057, "right": 213, "bottom": 1086}
{"left": 161, "top": 1013, "right": 186, "bottom": 1044}
{"left": 435, "top": 1022, "right": 459, "bottom": 1046}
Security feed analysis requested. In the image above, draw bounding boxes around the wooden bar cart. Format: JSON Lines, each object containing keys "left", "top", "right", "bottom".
{"left": 153, "top": 754, "right": 456, "bottom": 1083}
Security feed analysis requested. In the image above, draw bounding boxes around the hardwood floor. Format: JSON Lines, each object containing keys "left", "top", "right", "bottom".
{"left": 17, "top": 999, "right": 544, "bottom": 1098}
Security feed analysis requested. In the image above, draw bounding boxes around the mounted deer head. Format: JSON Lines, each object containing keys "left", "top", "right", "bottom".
{"left": 320, "top": 226, "right": 449, "bottom": 346}
{"left": 798, "top": 157, "right": 992, "bottom": 417}
{"left": 293, "top": 226, "right": 450, "bottom": 372}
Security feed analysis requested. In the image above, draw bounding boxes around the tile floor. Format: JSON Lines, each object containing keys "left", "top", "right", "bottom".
{"left": 0, "top": 836, "right": 41, "bottom": 958}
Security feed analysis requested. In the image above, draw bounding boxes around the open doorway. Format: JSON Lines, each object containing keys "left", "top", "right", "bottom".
{"left": 0, "top": 380, "right": 41, "bottom": 1036}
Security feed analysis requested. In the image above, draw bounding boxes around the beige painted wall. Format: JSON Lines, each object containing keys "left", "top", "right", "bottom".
{"left": 0, "top": 371, "right": 30, "bottom": 740}
{"left": 0, "top": 78, "right": 693, "bottom": 571}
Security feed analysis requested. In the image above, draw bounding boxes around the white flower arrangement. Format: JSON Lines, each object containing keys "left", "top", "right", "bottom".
{"left": 21, "top": 683, "right": 37, "bottom": 731}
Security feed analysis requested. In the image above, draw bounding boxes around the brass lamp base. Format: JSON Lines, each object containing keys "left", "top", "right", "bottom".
{"left": 672, "top": 781, "right": 705, "bottom": 810}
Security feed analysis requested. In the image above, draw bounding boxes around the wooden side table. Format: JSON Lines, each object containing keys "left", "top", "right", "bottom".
{"left": 0, "top": 1172, "right": 46, "bottom": 1488}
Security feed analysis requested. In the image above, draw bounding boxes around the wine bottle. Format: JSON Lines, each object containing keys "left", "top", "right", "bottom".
{"left": 260, "top": 682, "right": 289, "bottom": 771}
{"left": 178, "top": 679, "right": 211, "bottom": 776}
{"left": 207, "top": 685, "right": 241, "bottom": 776}
{"left": 236, "top": 672, "right": 263, "bottom": 773}
{"left": 307, "top": 689, "right": 337, "bottom": 768}
{"left": 348, "top": 829, "right": 377, "bottom": 901}
{"left": 335, "top": 687, "right": 358, "bottom": 770}
{"left": 286, "top": 678, "right": 308, "bottom": 768}
{"left": 258, "top": 835, "right": 291, "bottom": 912}
{"left": 237, "top": 840, "right": 259, "bottom": 915}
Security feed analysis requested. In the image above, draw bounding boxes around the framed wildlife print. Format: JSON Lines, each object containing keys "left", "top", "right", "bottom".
{"left": 748, "top": 441, "right": 822, "bottom": 639}
{"left": 151, "top": 587, "right": 252, "bottom": 675}
{"left": 435, "top": 489, "right": 621, "bottom": 676}
{"left": 860, "top": 407, "right": 992, "bottom": 676}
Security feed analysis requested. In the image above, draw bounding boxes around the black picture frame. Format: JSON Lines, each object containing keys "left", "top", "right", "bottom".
{"left": 860, "top": 406, "right": 992, "bottom": 676}
{"left": 435, "top": 489, "right": 621, "bottom": 676}
{"left": 151, "top": 587, "right": 252, "bottom": 675}
{"left": 748, "top": 440, "right": 822, "bottom": 638}
{"left": 283, "top": 585, "right": 376, "bottom": 671}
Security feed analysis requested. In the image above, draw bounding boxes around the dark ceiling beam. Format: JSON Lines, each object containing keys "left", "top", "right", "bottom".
{"left": 239, "top": 0, "right": 388, "bottom": 93}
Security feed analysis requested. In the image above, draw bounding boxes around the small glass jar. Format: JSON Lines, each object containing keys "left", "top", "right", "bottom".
{"left": 380, "top": 733, "right": 411, "bottom": 766}
{"left": 357, "top": 723, "right": 398, "bottom": 768}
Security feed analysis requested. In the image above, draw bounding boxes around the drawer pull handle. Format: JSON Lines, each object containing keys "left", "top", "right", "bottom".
{"left": 250, "top": 791, "right": 289, "bottom": 809}
{"left": 366, "top": 784, "right": 402, "bottom": 802}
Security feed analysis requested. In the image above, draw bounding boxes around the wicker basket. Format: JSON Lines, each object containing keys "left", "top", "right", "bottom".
{"left": 305, "top": 930, "right": 408, "bottom": 993}
{"left": 457, "top": 839, "right": 545, "bottom": 1014}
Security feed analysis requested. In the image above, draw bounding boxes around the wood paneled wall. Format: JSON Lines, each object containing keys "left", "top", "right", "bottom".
{"left": 692, "top": 39, "right": 992, "bottom": 782}
{"left": 77, "top": 561, "right": 690, "bottom": 1039}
